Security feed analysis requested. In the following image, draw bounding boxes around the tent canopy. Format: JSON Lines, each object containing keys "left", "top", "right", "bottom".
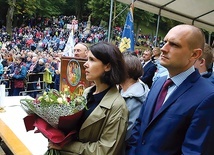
{"left": 116, "top": 0, "right": 214, "bottom": 32}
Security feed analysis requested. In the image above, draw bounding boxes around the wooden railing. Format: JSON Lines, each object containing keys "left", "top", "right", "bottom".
{"left": 1, "top": 72, "right": 48, "bottom": 96}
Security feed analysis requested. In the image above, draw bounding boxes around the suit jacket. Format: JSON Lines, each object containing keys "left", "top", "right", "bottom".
{"left": 140, "top": 61, "right": 157, "bottom": 88}
{"left": 127, "top": 70, "right": 214, "bottom": 155}
{"left": 61, "top": 86, "right": 128, "bottom": 155}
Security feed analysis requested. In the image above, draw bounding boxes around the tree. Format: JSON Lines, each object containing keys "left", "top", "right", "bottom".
{"left": 15, "top": 0, "right": 66, "bottom": 19}
{"left": 5, "top": 0, "right": 66, "bottom": 34}
{"left": 159, "top": 16, "right": 181, "bottom": 32}
{"left": 0, "top": 0, "right": 8, "bottom": 28}
{"left": 74, "top": 0, "right": 89, "bottom": 20}
{"left": 87, "top": 0, "right": 125, "bottom": 27}
{"left": 133, "top": 8, "right": 156, "bottom": 42}
{"left": 6, "top": 0, "right": 16, "bottom": 37}
{"left": 54, "top": 0, "right": 90, "bottom": 21}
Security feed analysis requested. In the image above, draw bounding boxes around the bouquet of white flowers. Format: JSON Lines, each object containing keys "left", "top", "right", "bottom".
{"left": 20, "top": 88, "right": 87, "bottom": 154}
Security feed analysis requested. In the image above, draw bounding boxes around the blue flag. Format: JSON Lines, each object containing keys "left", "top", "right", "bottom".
{"left": 119, "top": 6, "right": 134, "bottom": 52}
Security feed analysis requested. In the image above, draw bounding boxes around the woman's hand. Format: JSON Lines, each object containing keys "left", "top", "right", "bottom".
{"left": 48, "top": 142, "right": 62, "bottom": 150}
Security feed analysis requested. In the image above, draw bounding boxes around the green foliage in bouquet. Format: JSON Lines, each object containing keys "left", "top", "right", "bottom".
{"left": 44, "top": 149, "right": 61, "bottom": 155}
{"left": 37, "top": 89, "right": 86, "bottom": 112}
{"left": 20, "top": 88, "right": 87, "bottom": 128}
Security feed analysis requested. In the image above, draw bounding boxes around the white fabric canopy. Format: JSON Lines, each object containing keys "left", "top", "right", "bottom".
{"left": 117, "top": 0, "right": 214, "bottom": 32}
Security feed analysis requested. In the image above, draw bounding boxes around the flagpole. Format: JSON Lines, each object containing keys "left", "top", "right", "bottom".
{"left": 112, "top": 5, "right": 129, "bottom": 21}
{"left": 119, "top": 1, "right": 135, "bottom": 52}
{"left": 112, "top": 0, "right": 136, "bottom": 21}
{"left": 108, "top": 0, "right": 114, "bottom": 42}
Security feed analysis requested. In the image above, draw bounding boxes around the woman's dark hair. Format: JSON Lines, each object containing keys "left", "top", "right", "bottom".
{"left": 123, "top": 52, "right": 143, "bottom": 80}
{"left": 89, "top": 42, "right": 127, "bottom": 85}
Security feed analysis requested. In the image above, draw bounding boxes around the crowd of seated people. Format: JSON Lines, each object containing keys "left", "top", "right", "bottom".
{"left": 0, "top": 50, "right": 61, "bottom": 97}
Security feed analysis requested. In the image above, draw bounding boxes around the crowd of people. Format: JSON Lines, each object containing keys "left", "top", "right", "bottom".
{"left": 0, "top": 15, "right": 108, "bottom": 97}
{"left": 0, "top": 15, "right": 165, "bottom": 97}
{"left": 1, "top": 17, "right": 214, "bottom": 155}
{"left": 0, "top": 49, "right": 61, "bottom": 97}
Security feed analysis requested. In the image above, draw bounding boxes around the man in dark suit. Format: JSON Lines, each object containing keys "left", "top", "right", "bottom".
{"left": 140, "top": 49, "right": 157, "bottom": 88}
{"left": 126, "top": 24, "right": 214, "bottom": 155}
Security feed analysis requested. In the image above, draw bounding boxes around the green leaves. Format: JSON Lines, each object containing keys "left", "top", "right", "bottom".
{"left": 87, "top": 0, "right": 126, "bottom": 26}
{"left": 44, "top": 149, "right": 61, "bottom": 155}
{"left": 15, "top": 0, "right": 66, "bottom": 17}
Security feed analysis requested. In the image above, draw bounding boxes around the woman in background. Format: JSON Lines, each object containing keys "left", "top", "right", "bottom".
{"left": 9, "top": 55, "right": 27, "bottom": 96}
{"left": 120, "top": 52, "right": 149, "bottom": 149}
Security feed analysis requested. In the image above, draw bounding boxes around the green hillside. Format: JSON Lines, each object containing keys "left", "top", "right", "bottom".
{"left": 139, "top": 24, "right": 167, "bottom": 39}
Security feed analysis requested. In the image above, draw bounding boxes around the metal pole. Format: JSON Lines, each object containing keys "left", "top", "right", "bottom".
{"left": 155, "top": 9, "right": 161, "bottom": 47}
{"left": 113, "top": 0, "right": 136, "bottom": 21}
{"left": 208, "top": 32, "right": 211, "bottom": 45}
{"left": 108, "top": 0, "right": 114, "bottom": 42}
{"left": 112, "top": 0, "right": 116, "bottom": 34}
{"left": 112, "top": 5, "right": 129, "bottom": 21}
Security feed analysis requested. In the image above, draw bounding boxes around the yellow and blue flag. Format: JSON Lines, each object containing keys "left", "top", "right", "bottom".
{"left": 119, "top": 5, "right": 134, "bottom": 52}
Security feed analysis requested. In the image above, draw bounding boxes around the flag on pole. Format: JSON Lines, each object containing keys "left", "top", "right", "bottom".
{"left": 63, "top": 28, "right": 75, "bottom": 57}
{"left": 119, "top": 4, "right": 135, "bottom": 52}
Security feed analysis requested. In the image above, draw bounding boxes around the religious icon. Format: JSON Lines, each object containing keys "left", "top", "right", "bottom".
{"left": 67, "top": 59, "right": 81, "bottom": 86}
